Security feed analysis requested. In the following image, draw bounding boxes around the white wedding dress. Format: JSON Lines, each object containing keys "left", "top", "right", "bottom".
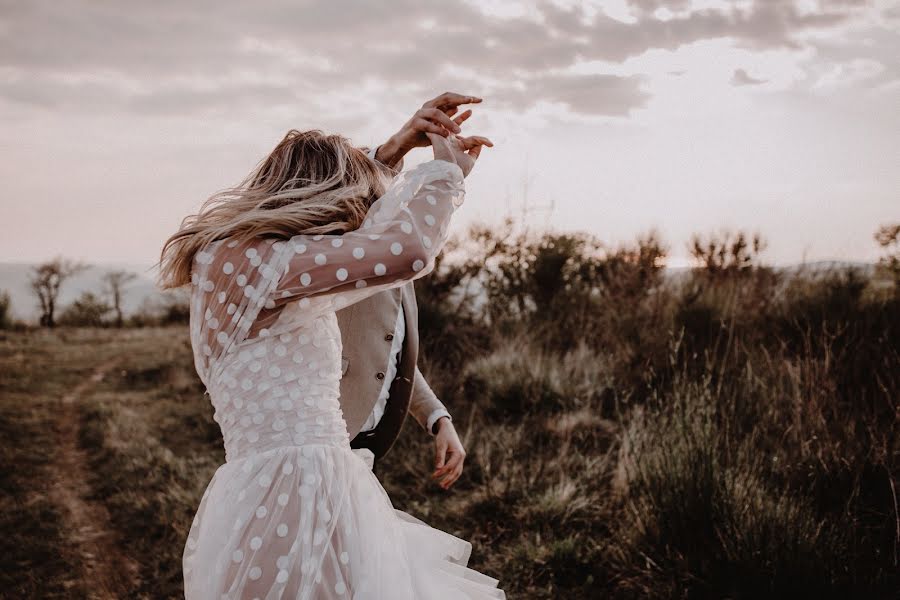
{"left": 183, "top": 158, "right": 506, "bottom": 599}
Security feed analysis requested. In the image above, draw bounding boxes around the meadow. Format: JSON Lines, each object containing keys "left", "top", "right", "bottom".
{"left": 1, "top": 226, "right": 898, "bottom": 599}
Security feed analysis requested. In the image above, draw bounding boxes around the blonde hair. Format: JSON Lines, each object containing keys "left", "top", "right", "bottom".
{"left": 157, "top": 129, "right": 393, "bottom": 289}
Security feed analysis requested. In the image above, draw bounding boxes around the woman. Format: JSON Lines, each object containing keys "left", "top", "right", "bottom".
{"left": 157, "top": 113, "right": 503, "bottom": 599}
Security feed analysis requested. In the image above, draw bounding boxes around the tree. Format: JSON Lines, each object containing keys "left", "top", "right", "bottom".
{"left": 58, "top": 291, "right": 112, "bottom": 327}
{"left": 29, "top": 258, "right": 87, "bottom": 327}
{"left": 102, "top": 270, "right": 138, "bottom": 327}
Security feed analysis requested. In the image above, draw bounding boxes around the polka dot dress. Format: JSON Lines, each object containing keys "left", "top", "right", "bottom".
{"left": 183, "top": 159, "right": 506, "bottom": 599}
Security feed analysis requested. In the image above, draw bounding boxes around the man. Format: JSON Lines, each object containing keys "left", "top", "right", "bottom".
{"left": 337, "top": 92, "right": 491, "bottom": 489}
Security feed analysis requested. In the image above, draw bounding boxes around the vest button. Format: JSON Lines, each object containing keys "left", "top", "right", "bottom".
{"left": 385, "top": 333, "right": 394, "bottom": 341}
{"left": 375, "top": 372, "right": 385, "bottom": 380}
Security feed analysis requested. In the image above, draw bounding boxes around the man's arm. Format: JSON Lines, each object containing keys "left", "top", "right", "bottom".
{"left": 412, "top": 365, "right": 465, "bottom": 490}
{"left": 365, "top": 144, "right": 405, "bottom": 175}
{"left": 410, "top": 365, "right": 451, "bottom": 435}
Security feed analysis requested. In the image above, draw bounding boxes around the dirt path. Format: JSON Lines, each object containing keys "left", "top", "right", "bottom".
{"left": 47, "top": 359, "right": 139, "bottom": 599}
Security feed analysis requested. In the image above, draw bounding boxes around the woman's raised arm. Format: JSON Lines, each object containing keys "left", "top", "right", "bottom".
{"left": 189, "top": 158, "right": 465, "bottom": 363}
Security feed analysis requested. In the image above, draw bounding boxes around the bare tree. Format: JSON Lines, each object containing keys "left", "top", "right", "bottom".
{"left": 102, "top": 270, "right": 138, "bottom": 327}
{"left": 29, "top": 258, "right": 88, "bottom": 327}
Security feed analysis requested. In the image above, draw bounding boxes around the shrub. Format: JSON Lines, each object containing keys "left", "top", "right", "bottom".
{"left": 0, "top": 290, "right": 11, "bottom": 329}
{"left": 58, "top": 292, "right": 112, "bottom": 327}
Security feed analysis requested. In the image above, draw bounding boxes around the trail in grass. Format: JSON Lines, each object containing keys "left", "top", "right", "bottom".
{"left": 48, "top": 358, "right": 139, "bottom": 599}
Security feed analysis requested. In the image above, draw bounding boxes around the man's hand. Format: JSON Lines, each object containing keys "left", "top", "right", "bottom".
{"left": 374, "top": 92, "right": 488, "bottom": 168}
{"left": 432, "top": 417, "right": 466, "bottom": 489}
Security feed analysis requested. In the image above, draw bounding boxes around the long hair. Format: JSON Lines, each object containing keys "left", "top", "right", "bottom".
{"left": 157, "top": 129, "right": 393, "bottom": 289}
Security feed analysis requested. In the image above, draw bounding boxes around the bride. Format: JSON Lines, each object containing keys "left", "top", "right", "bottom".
{"left": 157, "top": 94, "right": 504, "bottom": 599}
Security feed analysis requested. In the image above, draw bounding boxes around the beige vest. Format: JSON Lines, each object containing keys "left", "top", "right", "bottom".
{"left": 336, "top": 284, "right": 419, "bottom": 458}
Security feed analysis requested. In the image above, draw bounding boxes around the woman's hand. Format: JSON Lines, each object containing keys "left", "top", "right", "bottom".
{"left": 427, "top": 131, "right": 492, "bottom": 178}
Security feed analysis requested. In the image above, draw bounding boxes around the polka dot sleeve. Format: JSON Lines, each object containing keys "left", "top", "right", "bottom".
{"left": 188, "top": 158, "right": 464, "bottom": 380}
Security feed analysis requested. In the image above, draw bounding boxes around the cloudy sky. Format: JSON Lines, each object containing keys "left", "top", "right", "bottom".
{"left": 1, "top": 0, "right": 897, "bottom": 269}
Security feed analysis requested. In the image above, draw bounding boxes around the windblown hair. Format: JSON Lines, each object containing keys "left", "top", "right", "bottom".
{"left": 157, "top": 129, "right": 393, "bottom": 289}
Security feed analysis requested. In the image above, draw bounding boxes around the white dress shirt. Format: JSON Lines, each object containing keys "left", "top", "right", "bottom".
{"left": 356, "top": 302, "right": 451, "bottom": 436}
{"left": 359, "top": 305, "right": 404, "bottom": 432}
{"left": 357, "top": 145, "right": 451, "bottom": 438}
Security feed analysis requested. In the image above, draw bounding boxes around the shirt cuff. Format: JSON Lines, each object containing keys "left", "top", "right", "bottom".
{"left": 426, "top": 408, "right": 452, "bottom": 435}
{"left": 367, "top": 144, "right": 404, "bottom": 174}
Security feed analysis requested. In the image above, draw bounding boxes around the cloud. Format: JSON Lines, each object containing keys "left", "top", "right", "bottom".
{"left": 812, "top": 58, "right": 886, "bottom": 89}
{"left": 0, "top": 0, "right": 887, "bottom": 120}
{"left": 501, "top": 71, "right": 650, "bottom": 115}
{"left": 628, "top": 0, "right": 693, "bottom": 15}
{"left": 731, "top": 68, "right": 768, "bottom": 86}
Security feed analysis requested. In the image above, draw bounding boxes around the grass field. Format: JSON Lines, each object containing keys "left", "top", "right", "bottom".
{"left": 1, "top": 250, "right": 898, "bottom": 598}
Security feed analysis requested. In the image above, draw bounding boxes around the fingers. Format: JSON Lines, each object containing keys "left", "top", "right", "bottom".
{"left": 418, "top": 107, "right": 461, "bottom": 134}
{"left": 435, "top": 464, "right": 461, "bottom": 488}
{"left": 432, "top": 453, "right": 454, "bottom": 478}
{"left": 453, "top": 108, "right": 473, "bottom": 126}
{"left": 458, "top": 135, "right": 493, "bottom": 148}
{"left": 415, "top": 117, "right": 453, "bottom": 137}
{"left": 423, "top": 92, "right": 483, "bottom": 112}
{"left": 432, "top": 443, "right": 466, "bottom": 489}
{"left": 442, "top": 464, "right": 462, "bottom": 488}
{"left": 434, "top": 438, "right": 448, "bottom": 470}
{"left": 436, "top": 451, "right": 465, "bottom": 489}
{"left": 426, "top": 130, "right": 455, "bottom": 158}
{"left": 451, "top": 135, "right": 493, "bottom": 160}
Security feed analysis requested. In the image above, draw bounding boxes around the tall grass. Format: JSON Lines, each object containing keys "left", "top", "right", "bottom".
{"left": 406, "top": 228, "right": 899, "bottom": 598}
{"left": 1, "top": 227, "right": 897, "bottom": 598}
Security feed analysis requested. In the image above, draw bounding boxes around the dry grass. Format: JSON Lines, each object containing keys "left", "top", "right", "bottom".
{"left": 0, "top": 261, "right": 897, "bottom": 599}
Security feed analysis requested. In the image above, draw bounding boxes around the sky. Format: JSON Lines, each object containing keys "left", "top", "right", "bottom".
{"left": 0, "top": 0, "right": 898, "bottom": 269}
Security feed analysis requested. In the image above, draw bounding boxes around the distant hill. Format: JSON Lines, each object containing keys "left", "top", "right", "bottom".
{"left": 663, "top": 260, "right": 876, "bottom": 283}
{"left": 0, "top": 260, "right": 878, "bottom": 324}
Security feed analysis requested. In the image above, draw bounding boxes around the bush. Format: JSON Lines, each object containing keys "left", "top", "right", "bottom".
{"left": 610, "top": 375, "right": 857, "bottom": 598}
{"left": 461, "top": 340, "right": 615, "bottom": 419}
{"left": 58, "top": 292, "right": 112, "bottom": 327}
{"left": 0, "top": 290, "right": 11, "bottom": 329}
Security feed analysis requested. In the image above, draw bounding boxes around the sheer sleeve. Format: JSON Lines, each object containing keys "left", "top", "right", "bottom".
{"left": 188, "top": 158, "right": 464, "bottom": 383}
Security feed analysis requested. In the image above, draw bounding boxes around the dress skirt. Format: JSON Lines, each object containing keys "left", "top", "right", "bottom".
{"left": 183, "top": 443, "right": 506, "bottom": 600}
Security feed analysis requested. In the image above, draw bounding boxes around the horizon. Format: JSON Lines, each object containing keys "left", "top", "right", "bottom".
{"left": 0, "top": 254, "right": 885, "bottom": 272}
{"left": 0, "top": 255, "right": 882, "bottom": 323}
